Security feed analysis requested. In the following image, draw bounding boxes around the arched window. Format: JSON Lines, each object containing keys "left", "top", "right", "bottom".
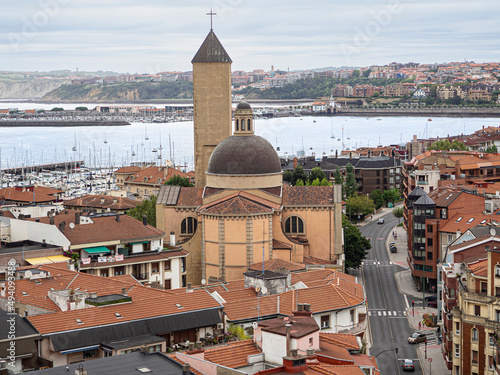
{"left": 247, "top": 119, "right": 251, "bottom": 131}
{"left": 181, "top": 217, "right": 197, "bottom": 235}
{"left": 241, "top": 118, "right": 245, "bottom": 131}
{"left": 284, "top": 216, "right": 304, "bottom": 235}
{"left": 472, "top": 328, "right": 478, "bottom": 342}
{"left": 235, "top": 119, "right": 239, "bottom": 131}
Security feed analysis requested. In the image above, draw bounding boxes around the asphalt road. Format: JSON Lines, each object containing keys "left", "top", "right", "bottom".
{"left": 360, "top": 213, "right": 422, "bottom": 374}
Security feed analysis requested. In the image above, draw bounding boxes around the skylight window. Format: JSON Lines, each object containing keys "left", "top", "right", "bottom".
{"left": 481, "top": 219, "right": 487, "bottom": 224}
{"left": 21, "top": 292, "right": 28, "bottom": 296}
{"left": 75, "top": 318, "right": 83, "bottom": 324}
{"left": 175, "top": 303, "right": 183, "bottom": 309}
{"left": 34, "top": 279, "right": 41, "bottom": 284}
{"left": 136, "top": 367, "right": 152, "bottom": 373}
{"left": 114, "top": 312, "right": 122, "bottom": 318}
{"left": 456, "top": 217, "right": 463, "bottom": 222}
{"left": 467, "top": 218, "right": 475, "bottom": 223}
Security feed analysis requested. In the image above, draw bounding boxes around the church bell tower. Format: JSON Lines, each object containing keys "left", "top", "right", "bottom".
{"left": 191, "top": 26, "right": 232, "bottom": 187}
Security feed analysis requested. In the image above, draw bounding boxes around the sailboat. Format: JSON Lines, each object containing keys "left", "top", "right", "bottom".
{"left": 330, "top": 120, "right": 335, "bottom": 139}
{"left": 145, "top": 127, "right": 149, "bottom": 141}
{"left": 104, "top": 129, "right": 108, "bottom": 144}
{"left": 72, "top": 133, "right": 77, "bottom": 152}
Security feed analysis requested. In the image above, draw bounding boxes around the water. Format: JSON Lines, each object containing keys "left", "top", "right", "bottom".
{"left": 0, "top": 101, "right": 498, "bottom": 170}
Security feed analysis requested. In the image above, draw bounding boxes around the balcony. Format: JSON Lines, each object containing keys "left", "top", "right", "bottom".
{"left": 417, "top": 180, "right": 429, "bottom": 185}
{"left": 133, "top": 273, "right": 150, "bottom": 280}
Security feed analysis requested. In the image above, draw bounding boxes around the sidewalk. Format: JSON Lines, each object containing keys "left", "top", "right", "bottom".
{"left": 386, "top": 224, "right": 450, "bottom": 375}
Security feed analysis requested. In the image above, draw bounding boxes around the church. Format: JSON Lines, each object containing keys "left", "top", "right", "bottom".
{"left": 156, "top": 28, "right": 344, "bottom": 285}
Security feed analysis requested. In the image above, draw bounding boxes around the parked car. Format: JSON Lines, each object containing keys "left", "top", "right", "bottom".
{"left": 402, "top": 359, "right": 415, "bottom": 371}
{"left": 425, "top": 295, "right": 437, "bottom": 302}
{"left": 377, "top": 218, "right": 385, "bottom": 224}
{"left": 408, "top": 333, "right": 426, "bottom": 344}
{"left": 428, "top": 301, "right": 437, "bottom": 308}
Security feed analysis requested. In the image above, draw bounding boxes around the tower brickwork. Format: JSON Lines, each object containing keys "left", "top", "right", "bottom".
{"left": 192, "top": 31, "right": 232, "bottom": 187}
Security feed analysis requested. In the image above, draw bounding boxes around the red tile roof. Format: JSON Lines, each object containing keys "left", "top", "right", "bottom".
{"left": 199, "top": 191, "right": 280, "bottom": 215}
{"left": 177, "top": 187, "right": 203, "bottom": 206}
{"left": 125, "top": 166, "right": 190, "bottom": 186}
{"left": 282, "top": 185, "right": 334, "bottom": 206}
{"left": 467, "top": 258, "right": 488, "bottom": 277}
{"left": 63, "top": 195, "right": 139, "bottom": 211}
{"left": 0, "top": 186, "right": 62, "bottom": 203}
{"left": 320, "top": 333, "right": 360, "bottom": 351}
{"left": 114, "top": 166, "right": 142, "bottom": 174}
{"left": 203, "top": 340, "right": 261, "bottom": 368}
{"left": 249, "top": 258, "right": 305, "bottom": 272}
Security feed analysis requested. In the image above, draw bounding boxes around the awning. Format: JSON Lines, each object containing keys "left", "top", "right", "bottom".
{"left": 60, "top": 345, "right": 100, "bottom": 355}
{"left": 46, "top": 255, "right": 69, "bottom": 263}
{"left": 84, "top": 247, "right": 111, "bottom": 254}
{"left": 25, "top": 257, "right": 59, "bottom": 265}
{"left": 130, "top": 241, "right": 148, "bottom": 245}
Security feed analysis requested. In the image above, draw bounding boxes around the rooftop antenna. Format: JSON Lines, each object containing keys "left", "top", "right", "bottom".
{"left": 206, "top": 9, "right": 216, "bottom": 31}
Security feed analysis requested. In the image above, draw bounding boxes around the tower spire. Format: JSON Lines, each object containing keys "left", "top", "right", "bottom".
{"left": 206, "top": 9, "right": 216, "bottom": 30}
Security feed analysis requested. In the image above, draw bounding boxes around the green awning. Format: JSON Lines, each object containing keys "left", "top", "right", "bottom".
{"left": 130, "top": 241, "right": 148, "bottom": 245}
{"left": 84, "top": 246, "right": 111, "bottom": 254}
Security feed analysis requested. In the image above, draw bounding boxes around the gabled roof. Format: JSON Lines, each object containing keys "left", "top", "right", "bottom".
{"left": 259, "top": 312, "right": 319, "bottom": 338}
{"left": 191, "top": 30, "right": 232, "bottom": 64}
{"left": 249, "top": 258, "right": 305, "bottom": 272}
{"left": 467, "top": 258, "right": 488, "bottom": 277}
{"left": 0, "top": 186, "right": 62, "bottom": 203}
{"left": 114, "top": 166, "right": 141, "bottom": 174}
{"left": 439, "top": 214, "right": 492, "bottom": 233}
{"left": 320, "top": 333, "right": 360, "bottom": 351}
{"left": 199, "top": 191, "right": 280, "bottom": 215}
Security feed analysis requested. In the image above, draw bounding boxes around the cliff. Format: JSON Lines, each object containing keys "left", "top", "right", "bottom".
{"left": 0, "top": 79, "right": 69, "bottom": 99}
{"left": 41, "top": 81, "right": 193, "bottom": 101}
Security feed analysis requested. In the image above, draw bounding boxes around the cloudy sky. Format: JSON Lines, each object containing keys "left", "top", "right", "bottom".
{"left": 1, "top": 0, "right": 499, "bottom": 73}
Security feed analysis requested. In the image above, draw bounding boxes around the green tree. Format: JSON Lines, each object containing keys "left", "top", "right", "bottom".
{"left": 369, "top": 189, "right": 384, "bottom": 210}
{"left": 165, "top": 175, "right": 194, "bottom": 187}
{"left": 309, "top": 167, "right": 326, "bottom": 184}
{"left": 283, "top": 170, "right": 293, "bottom": 183}
{"left": 311, "top": 178, "right": 321, "bottom": 186}
{"left": 75, "top": 106, "right": 88, "bottom": 111}
{"left": 352, "top": 70, "right": 361, "bottom": 78}
{"left": 392, "top": 206, "right": 404, "bottom": 224}
{"left": 320, "top": 178, "right": 331, "bottom": 186}
{"left": 346, "top": 194, "right": 375, "bottom": 220}
{"left": 344, "top": 163, "right": 358, "bottom": 198}
{"left": 127, "top": 195, "right": 157, "bottom": 227}
{"left": 51, "top": 107, "right": 64, "bottom": 111}
{"left": 343, "top": 215, "right": 371, "bottom": 270}
{"left": 382, "top": 188, "right": 401, "bottom": 205}
{"left": 363, "top": 69, "right": 372, "bottom": 78}
{"left": 333, "top": 167, "right": 343, "bottom": 185}
{"left": 295, "top": 179, "right": 305, "bottom": 186}
{"left": 292, "top": 165, "right": 308, "bottom": 186}
{"left": 486, "top": 145, "right": 498, "bottom": 153}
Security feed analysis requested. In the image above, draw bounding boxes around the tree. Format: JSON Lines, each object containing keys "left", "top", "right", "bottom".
{"left": 346, "top": 194, "right": 375, "bottom": 221}
{"left": 75, "top": 106, "right": 88, "bottom": 111}
{"left": 369, "top": 189, "right": 384, "bottom": 210}
{"left": 292, "top": 165, "right": 308, "bottom": 186}
{"left": 352, "top": 70, "right": 361, "bottom": 78}
{"left": 127, "top": 195, "right": 157, "bottom": 227}
{"left": 363, "top": 69, "right": 372, "bottom": 78}
{"left": 486, "top": 145, "right": 498, "bottom": 153}
{"left": 392, "top": 206, "right": 404, "bottom": 224}
{"left": 382, "top": 188, "right": 401, "bottom": 205}
{"left": 333, "top": 167, "right": 343, "bottom": 185}
{"left": 295, "top": 179, "right": 305, "bottom": 186}
{"left": 320, "top": 178, "right": 331, "bottom": 186}
{"left": 283, "top": 170, "right": 293, "bottom": 183}
{"left": 51, "top": 107, "right": 64, "bottom": 111}
{"left": 344, "top": 163, "right": 358, "bottom": 198}
{"left": 343, "top": 215, "right": 371, "bottom": 270}
{"left": 309, "top": 167, "right": 326, "bottom": 184}
{"left": 165, "top": 175, "right": 194, "bottom": 187}
{"left": 311, "top": 178, "right": 321, "bottom": 186}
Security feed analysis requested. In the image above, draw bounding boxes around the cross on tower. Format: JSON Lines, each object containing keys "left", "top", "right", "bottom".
{"left": 206, "top": 9, "right": 216, "bottom": 30}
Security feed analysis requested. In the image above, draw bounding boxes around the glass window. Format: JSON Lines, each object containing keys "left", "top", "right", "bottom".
{"left": 241, "top": 119, "right": 245, "bottom": 131}
{"left": 472, "top": 328, "right": 478, "bottom": 342}
{"left": 454, "top": 344, "right": 459, "bottom": 358}
{"left": 235, "top": 119, "right": 239, "bottom": 131}
{"left": 285, "top": 216, "right": 304, "bottom": 235}
{"left": 320, "top": 315, "right": 329, "bottom": 329}
{"left": 247, "top": 119, "right": 251, "bottom": 131}
{"left": 181, "top": 217, "right": 197, "bottom": 235}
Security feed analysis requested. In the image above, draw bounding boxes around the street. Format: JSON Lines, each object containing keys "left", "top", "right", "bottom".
{"left": 360, "top": 213, "right": 422, "bottom": 374}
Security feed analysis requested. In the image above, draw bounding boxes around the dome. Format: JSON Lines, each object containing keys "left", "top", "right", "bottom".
{"left": 236, "top": 102, "right": 252, "bottom": 110}
{"left": 207, "top": 135, "right": 281, "bottom": 175}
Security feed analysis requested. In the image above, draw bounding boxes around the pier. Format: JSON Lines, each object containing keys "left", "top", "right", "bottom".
{"left": 1, "top": 161, "right": 85, "bottom": 175}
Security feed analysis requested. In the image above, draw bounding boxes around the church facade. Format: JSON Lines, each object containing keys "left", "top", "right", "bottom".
{"left": 156, "top": 30, "right": 344, "bottom": 285}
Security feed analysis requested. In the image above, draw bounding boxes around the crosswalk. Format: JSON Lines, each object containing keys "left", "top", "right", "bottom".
{"left": 416, "top": 329, "right": 439, "bottom": 346}
{"left": 362, "top": 260, "right": 394, "bottom": 266}
{"left": 368, "top": 310, "right": 407, "bottom": 317}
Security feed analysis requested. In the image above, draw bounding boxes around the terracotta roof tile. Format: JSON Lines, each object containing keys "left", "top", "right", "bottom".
{"left": 467, "top": 258, "right": 488, "bottom": 277}
{"left": 114, "top": 166, "right": 142, "bottom": 174}
{"left": 63, "top": 195, "right": 139, "bottom": 211}
{"left": 125, "top": 166, "right": 190, "bottom": 186}
{"left": 204, "top": 340, "right": 261, "bottom": 368}
{"left": 200, "top": 191, "right": 280, "bottom": 215}
{"left": 305, "top": 365, "right": 366, "bottom": 375}
{"left": 177, "top": 187, "right": 203, "bottom": 206}
{"left": 320, "top": 333, "right": 360, "bottom": 350}
{"left": 0, "top": 186, "right": 62, "bottom": 203}
{"left": 282, "top": 185, "right": 334, "bottom": 206}
{"left": 249, "top": 258, "right": 305, "bottom": 272}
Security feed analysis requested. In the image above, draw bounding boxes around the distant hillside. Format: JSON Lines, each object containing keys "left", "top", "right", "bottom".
{"left": 0, "top": 79, "right": 69, "bottom": 99}
{"left": 42, "top": 81, "right": 193, "bottom": 101}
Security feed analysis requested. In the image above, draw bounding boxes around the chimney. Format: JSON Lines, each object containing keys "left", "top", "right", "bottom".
{"left": 50, "top": 217, "right": 55, "bottom": 225}
{"left": 195, "top": 341, "right": 202, "bottom": 350}
{"left": 121, "top": 287, "right": 127, "bottom": 295}
{"left": 285, "top": 323, "right": 292, "bottom": 357}
{"left": 293, "top": 158, "right": 298, "bottom": 169}
{"left": 42, "top": 239, "right": 47, "bottom": 247}
{"left": 306, "top": 348, "right": 315, "bottom": 356}
{"left": 297, "top": 303, "right": 304, "bottom": 311}
{"left": 142, "top": 215, "right": 147, "bottom": 226}
{"left": 100, "top": 197, "right": 105, "bottom": 204}
{"left": 115, "top": 214, "right": 120, "bottom": 222}
{"left": 186, "top": 283, "right": 193, "bottom": 293}
{"left": 188, "top": 342, "right": 195, "bottom": 351}
{"left": 303, "top": 303, "right": 311, "bottom": 312}
{"left": 75, "top": 365, "right": 87, "bottom": 375}
{"left": 65, "top": 210, "right": 68, "bottom": 214}
{"left": 335, "top": 149, "right": 338, "bottom": 158}
{"left": 170, "top": 231, "right": 175, "bottom": 246}
{"left": 113, "top": 198, "right": 118, "bottom": 204}
{"left": 413, "top": 135, "right": 417, "bottom": 142}
{"left": 290, "top": 349, "right": 298, "bottom": 358}
{"left": 75, "top": 212, "right": 80, "bottom": 225}
{"left": 19, "top": 214, "right": 24, "bottom": 220}
{"left": 182, "top": 363, "right": 191, "bottom": 375}
{"left": 59, "top": 221, "right": 66, "bottom": 232}
{"left": 140, "top": 345, "right": 148, "bottom": 354}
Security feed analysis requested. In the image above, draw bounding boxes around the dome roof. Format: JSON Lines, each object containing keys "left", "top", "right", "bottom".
{"left": 236, "top": 102, "right": 252, "bottom": 110}
{"left": 207, "top": 135, "right": 281, "bottom": 175}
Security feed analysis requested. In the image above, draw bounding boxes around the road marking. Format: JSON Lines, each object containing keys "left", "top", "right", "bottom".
{"left": 404, "top": 295, "right": 409, "bottom": 309}
{"left": 383, "top": 311, "right": 387, "bottom": 316}
{"left": 377, "top": 237, "right": 384, "bottom": 240}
